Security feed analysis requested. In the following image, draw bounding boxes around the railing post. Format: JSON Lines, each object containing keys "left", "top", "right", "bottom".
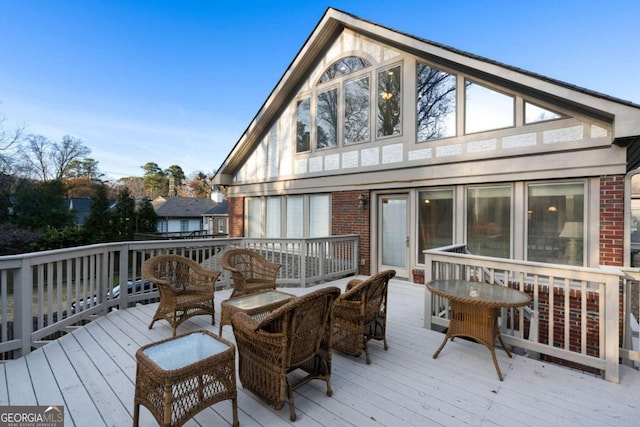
{"left": 14, "top": 261, "right": 33, "bottom": 357}
{"left": 118, "top": 244, "right": 130, "bottom": 310}
{"left": 423, "top": 254, "right": 434, "bottom": 329}
{"left": 300, "top": 240, "right": 307, "bottom": 288}
{"left": 604, "top": 275, "right": 620, "bottom": 383}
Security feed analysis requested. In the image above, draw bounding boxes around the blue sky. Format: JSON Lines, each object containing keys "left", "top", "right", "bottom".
{"left": 1, "top": 0, "right": 639, "bottom": 180}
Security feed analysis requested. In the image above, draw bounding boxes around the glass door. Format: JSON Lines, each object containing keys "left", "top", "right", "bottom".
{"left": 378, "top": 194, "right": 409, "bottom": 277}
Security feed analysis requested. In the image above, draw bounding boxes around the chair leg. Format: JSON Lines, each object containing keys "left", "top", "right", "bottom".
{"left": 286, "top": 380, "right": 297, "bottom": 421}
{"left": 363, "top": 337, "right": 371, "bottom": 365}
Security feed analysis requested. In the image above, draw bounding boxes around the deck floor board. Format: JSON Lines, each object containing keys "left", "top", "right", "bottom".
{"left": 2, "top": 277, "right": 639, "bottom": 426}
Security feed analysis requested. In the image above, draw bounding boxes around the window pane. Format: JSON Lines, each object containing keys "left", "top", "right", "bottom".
{"left": 467, "top": 187, "right": 511, "bottom": 258}
{"left": 318, "top": 56, "right": 371, "bottom": 83}
{"left": 246, "top": 198, "right": 262, "bottom": 238}
{"left": 527, "top": 183, "right": 584, "bottom": 265}
{"left": 525, "top": 102, "right": 563, "bottom": 124}
{"left": 296, "top": 97, "right": 311, "bottom": 152}
{"left": 286, "top": 196, "right": 303, "bottom": 238}
{"left": 377, "top": 65, "right": 401, "bottom": 137}
{"left": 266, "top": 197, "right": 281, "bottom": 238}
{"left": 344, "top": 76, "right": 370, "bottom": 144}
{"left": 309, "top": 194, "right": 330, "bottom": 237}
{"left": 317, "top": 88, "right": 338, "bottom": 149}
{"left": 418, "top": 190, "right": 453, "bottom": 259}
{"left": 416, "top": 64, "right": 456, "bottom": 142}
{"left": 465, "top": 81, "right": 514, "bottom": 133}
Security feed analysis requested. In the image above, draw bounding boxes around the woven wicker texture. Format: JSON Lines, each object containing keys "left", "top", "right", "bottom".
{"left": 332, "top": 270, "right": 396, "bottom": 364}
{"left": 221, "top": 248, "right": 282, "bottom": 298}
{"left": 133, "top": 330, "right": 238, "bottom": 427}
{"left": 142, "top": 254, "right": 220, "bottom": 336}
{"left": 231, "top": 286, "right": 341, "bottom": 421}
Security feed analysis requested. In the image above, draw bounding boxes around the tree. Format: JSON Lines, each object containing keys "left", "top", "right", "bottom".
{"left": 65, "top": 158, "right": 103, "bottom": 181}
{"left": 165, "top": 164, "right": 185, "bottom": 196}
{"left": 0, "top": 110, "right": 25, "bottom": 175}
{"left": 136, "top": 197, "right": 158, "bottom": 233}
{"left": 187, "top": 172, "right": 213, "bottom": 199}
{"left": 113, "top": 187, "right": 136, "bottom": 240}
{"left": 22, "top": 134, "right": 92, "bottom": 181}
{"left": 83, "top": 184, "right": 115, "bottom": 243}
{"left": 141, "top": 162, "right": 166, "bottom": 198}
{"left": 116, "top": 176, "right": 146, "bottom": 199}
{"left": 11, "top": 180, "right": 75, "bottom": 230}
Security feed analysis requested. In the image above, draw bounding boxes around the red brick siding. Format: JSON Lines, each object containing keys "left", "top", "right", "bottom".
{"left": 600, "top": 175, "right": 624, "bottom": 266}
{"left": 227, "top": 197, "right": 244, "bottom": 238}
{"left": 332, "top": 191, "right": 370, "bottom": 275}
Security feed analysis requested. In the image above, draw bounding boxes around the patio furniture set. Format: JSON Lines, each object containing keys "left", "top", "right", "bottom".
{"left": 133, "top": 249, "right": 530, "bottom": 425}
{"left": 133, "top": 250, "right": 395, "bottom": 426}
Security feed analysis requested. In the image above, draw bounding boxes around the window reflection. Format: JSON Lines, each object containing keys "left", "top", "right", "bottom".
{"left": 317, "top": 88, "right": 338, "bottom": 149}
{"left": 525, "top": 102, "right": 563, "bottom": 124}
{"left": 296, "top": 97, "right": 311, "bottom": 152}
{"left": 467, "top": 186, "right": 511, "bottom": 258}
{"left": 416, "top": 64, "right": 456, "bottom": 142}
{"left": 418, "top": 190, "right": 453, "bottom": 259}
{"left": 527, "top": 183, "right": 584, "bottom": 265}
{"left": 344, "top": 76, "right": 370, "bottom": 144}
{"left": 377, "top": 65, "right": 401, "bottom": 137}
{"left": 465, "top": 81, "right": 514, "bottom": 133}
{"left": 319, "top": 56, "right": 371, "bottom": 84}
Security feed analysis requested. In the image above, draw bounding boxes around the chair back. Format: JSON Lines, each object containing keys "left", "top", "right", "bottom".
{"left": 338, "top": 270, "right": 396, "bottom": 322}
{"left": 142, "top": 254, "right": 213, "bottom": 289}
{"left": 258, "top": 287, "right": 340, "bottom": 366}
{"left": 221, "top": 248, "right": 281, "bottom": 296}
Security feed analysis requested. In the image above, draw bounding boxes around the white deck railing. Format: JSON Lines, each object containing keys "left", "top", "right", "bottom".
{"left": 0, "top": 235, "right": 359, "bottom": 359}
{"left": 423, "top": 244, "right": 640, "bottom": 383}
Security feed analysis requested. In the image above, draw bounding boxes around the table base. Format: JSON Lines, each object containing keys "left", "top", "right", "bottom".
{"left": 432, "top": 300, "right": 511, "bottom": 381}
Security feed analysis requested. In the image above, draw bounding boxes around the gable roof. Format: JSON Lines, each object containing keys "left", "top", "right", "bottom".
{"left": 203, "top": 200, "right": 228, "bottom": 216}
{"left": 151, "top": 196, "right": 218, "bottom": 218}
{"left": 213, "top": 7, "right": 640, "bottom": 184}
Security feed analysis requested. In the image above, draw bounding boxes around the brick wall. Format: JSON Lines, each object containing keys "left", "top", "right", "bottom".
{"left": 332, "top": 191, "right": 370, "bottom": 275}
{"left": 600, "top": 175, "right": 625, "bottom": 266}
{"left": 227, "top": 197, "right": 244, "bottom": 238}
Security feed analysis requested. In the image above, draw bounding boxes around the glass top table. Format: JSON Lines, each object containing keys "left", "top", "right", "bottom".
{"left": 219, "top": 290, "right": 295, "bottom": 334}
{"left": 426, "top": 280, "right": 531, "bottom": 381}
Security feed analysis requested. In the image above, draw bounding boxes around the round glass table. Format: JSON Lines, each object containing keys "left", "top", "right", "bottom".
{"left": 426, "top": 279, "right": 531, "bottom": 381}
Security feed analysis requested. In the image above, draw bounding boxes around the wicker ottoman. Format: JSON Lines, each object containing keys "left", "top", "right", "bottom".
{"left": 133, "top": 330, "right": 239, "bottom": 427}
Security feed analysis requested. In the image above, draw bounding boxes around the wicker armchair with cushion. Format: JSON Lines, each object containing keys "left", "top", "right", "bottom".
{"left": 142, "top": 254, "right": 220, "bottom": 336}
{"left": 221, "top": 248, "right": 282, "bottom": 298}
{"left": 332, "top": 269, "right": 396, "bottom": 364}
{"left": 231, "top": 286, "right": 341, "bottom": 421}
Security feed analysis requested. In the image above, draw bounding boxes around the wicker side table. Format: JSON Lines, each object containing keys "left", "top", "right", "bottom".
{"left": 219, "top": 290, "right": 294, "bottom": 335}
{"left": 133, "top": 330, "right": 239, "bottom": 427}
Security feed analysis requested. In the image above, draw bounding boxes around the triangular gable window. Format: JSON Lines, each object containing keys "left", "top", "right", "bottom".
{"left": 525, "top": 102, "right": 564, "bottom": 124}
{"left": 318, "top": 56, "right": 371, "bottom": 84}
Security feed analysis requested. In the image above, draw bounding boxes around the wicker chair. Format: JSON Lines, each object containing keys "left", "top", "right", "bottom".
{"left": 142, "top": 254, "right": 220, "bottom": 336}
{"left": 221, "top": 248, "right": 282, "bottom": 298}
{"left": 332, "top": 269, "right": 396, "bottom": 364}
{"left": 231, "top": 286, "right": 341, "bottom": 421}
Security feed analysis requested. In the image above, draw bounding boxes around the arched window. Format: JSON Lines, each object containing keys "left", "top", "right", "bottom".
{"left": 318, "top": 56, "right": 371, "bottom": 83}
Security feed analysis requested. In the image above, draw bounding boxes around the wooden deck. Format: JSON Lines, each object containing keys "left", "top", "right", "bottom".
{"left": 1, "top": 278, "right": 639, "bottom": 426}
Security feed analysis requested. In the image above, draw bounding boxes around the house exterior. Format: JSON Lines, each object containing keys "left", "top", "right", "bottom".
{"left": 151, "top": 196, "right": 219, "bottom": 236}
{"left": 202, "top": 200, "right": 229, "bottom": 237}
{"left": 212, "top": 7, "right": 640, "bottom": 280}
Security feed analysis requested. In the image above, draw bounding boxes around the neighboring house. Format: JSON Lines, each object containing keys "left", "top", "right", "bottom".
{"left": 65, "top": 197, "right": 116, "bottom": 226}
{"left": 151, "top": 196, "right": 218, "bottom": 236}
{"left": 203, "top": 200, "right": 229, "bottom": 237}
{"left": 212, "top": 8, "right": 640, "bottom": 279}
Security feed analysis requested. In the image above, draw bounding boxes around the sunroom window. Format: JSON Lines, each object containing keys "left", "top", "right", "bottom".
{"left": 527, "top": 183, "right": 584, "bottom": 265}
{"left": 467, "top": 186, "right": 511, "bottom": 258}
{"left": 525, "top": 102, "right": 563, "bottom": 124}
{"left": 317, "top": 87, "right": 338, "bottom": 149}
{"left": 296, "top": 97, "right": 311, "bottom": 153}
{"left": 377, "top": 65, "right": 402, "bottom": 137}
{"left": 418, "top": 189, "right": 454, "bottom": 260}
{"left": 465, "top": 81, "right": 514, "bottom": 133}
{"left": 318, "top": 56, "right": 371, "bottom": 83}
{"left": 344, "top": 75, "right": 370, "bottom": 144}
{"left": 416, "top": 63, "right": 456, "bottom": 142}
